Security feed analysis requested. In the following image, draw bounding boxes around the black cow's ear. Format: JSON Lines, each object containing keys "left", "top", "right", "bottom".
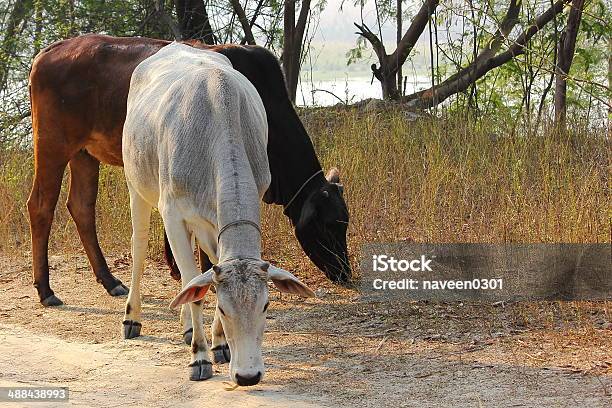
{"left": 326, "top": 167, "right": 340, "bottom": 184}
{"left": 297, "top": 200, "right": 317, "bottom": 230}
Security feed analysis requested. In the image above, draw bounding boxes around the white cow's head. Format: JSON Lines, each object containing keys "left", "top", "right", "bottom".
{"left": 170, "top": 259, "right": 315, "bottom": 386}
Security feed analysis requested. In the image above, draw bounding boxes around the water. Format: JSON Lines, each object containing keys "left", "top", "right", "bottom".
{"left": 296, "top": 75, "right": 430, "bottom": 106}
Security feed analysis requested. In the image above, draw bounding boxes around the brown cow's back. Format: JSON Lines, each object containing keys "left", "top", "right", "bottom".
{"left": 30, "top": 34, "right": 171, "bottom": 165}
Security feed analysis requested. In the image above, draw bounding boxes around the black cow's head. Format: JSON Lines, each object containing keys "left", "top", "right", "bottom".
{"left": 294, "top": 168, "right": 351, "bottom": 283}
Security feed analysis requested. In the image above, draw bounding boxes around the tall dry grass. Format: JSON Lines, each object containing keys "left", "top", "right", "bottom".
{"left": 307, "top": 110, "right": 609, "bottom": 245}
{"left": 0, "top": 111, "right": 609, "bottom": 278}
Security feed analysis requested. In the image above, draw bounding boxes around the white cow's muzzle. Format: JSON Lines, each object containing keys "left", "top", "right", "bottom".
{"left": 228, "top": 339, "right": 265, "bottom": 386}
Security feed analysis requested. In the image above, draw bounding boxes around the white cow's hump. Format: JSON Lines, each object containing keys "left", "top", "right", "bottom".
{"left": 131, "top": 42, "right": 234, "bottom": 90}
{"left": 123, "top": 40, "right": 270, "bottom": 231}
{"left": 143, "top": 42, "right": 232, "bottom": 72}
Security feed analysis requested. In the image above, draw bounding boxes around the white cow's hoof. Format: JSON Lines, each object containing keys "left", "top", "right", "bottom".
{"left": 109, "top": 283, "right": 129, "bottom": 296}
{"left": 212, "top": 344, "right": 231, "bottom": 364}
{"left": 183, "top": 328, "right": 193, "bottom": 345}
{"left": 123, "top": 320, "right": 142, "bottom": 339}
{"left": 41, "top": 294, "right": 63, "bottom": 307}
{"left": 188, "top": 360, "right": 213, "bottom": 381}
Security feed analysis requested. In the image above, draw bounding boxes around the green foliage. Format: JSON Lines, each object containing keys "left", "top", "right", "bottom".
{"left": 349, "top": 1, "right": 609, "bottom": 120}
{"left": 450, "top": 0, "right": 610, "bottom": 120}
{"left": 0, "top": 0, "right": 609, "bottom": 146}
{"left": 0, "top": 0, "right": 177, "bottom": 146}
{"left": 346, "top": 36, "right": 367, "bottom": 66}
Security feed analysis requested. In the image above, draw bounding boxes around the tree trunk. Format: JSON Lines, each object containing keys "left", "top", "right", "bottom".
{"left": 0, "top": 0, "right": 32, "bottom": 92}
{"left": 156, "top": 0, "right": 182, "bottom": 40}
{"left": 174, "top": 0, "right": 216, "bottom": 44}
{"left": 355, "top": 0, "right": 439, "bottom": 101}
{"left": 608, "top": 35, "right": 612, "bottom": 123}
{"left": 396, "top": 0, "right": 402, "bottom": 94}
{"left": 384, "top": 77, "right": 398, "bottom": 99}
{"left": 282, "top": 0, "right": 311, "bottom": 103}
{"left": 554, "top": 0, "right": 586, "bottom": 127}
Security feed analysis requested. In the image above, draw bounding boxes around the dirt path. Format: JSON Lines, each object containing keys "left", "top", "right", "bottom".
{"left": 0, "top": 254, "right": 610, "bottom": 407}
{"left": 0, "top": 324, "right": 324, "bottom": 408}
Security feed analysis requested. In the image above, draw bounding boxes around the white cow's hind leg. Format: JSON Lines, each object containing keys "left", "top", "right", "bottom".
{"left": 162, "top": 209, "right": 213, "bottom": 381}
{"left": 180, "top": 232, "right": 197, "bottom": 345}
{"left": 211, "top": 308, "right": 230, "bottom": 364}
{"left": 123, "top": 186, "right": 152, "bottom": 339}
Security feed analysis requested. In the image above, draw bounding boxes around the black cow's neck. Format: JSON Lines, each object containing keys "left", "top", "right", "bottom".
{"left": 266, "top": 103, "right": 325, "bottom": 225}
{"left": 214, "top": 45, "right": 325, "bottom": 226}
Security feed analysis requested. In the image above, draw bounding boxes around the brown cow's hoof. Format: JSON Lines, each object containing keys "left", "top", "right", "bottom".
{"left": 212, "top": 344, "right": 231, "bottom": 364}
{"left": 109, "top": 283, "right": 129, "bottom": 296}
{"left": 123, "top": 320, "right": 142, "bottom": 339}
{"left": 41, "top": 294, "right": 63, "bottom": 307}
{"left": 188, "top": 360, "right": 213, "bottom": 381}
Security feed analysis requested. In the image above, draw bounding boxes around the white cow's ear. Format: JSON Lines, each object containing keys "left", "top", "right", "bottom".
{"left": 169, "top": 269, "right": 214, "bottom": 309}
{"left": 268, "top": 265, "right": 316, "bottom": 298}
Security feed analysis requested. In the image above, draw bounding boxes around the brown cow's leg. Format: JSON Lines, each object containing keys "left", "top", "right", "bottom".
{"left": 66, "top": 150, "right": 128, "bottom": 296}
{"left": 27, "top": 160, "right": 68, "bottom": 306}
{"left": 165, "top": 236, "right": 212, "bottom": 281}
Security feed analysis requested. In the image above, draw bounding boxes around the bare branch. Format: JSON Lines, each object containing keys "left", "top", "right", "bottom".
{"left": 240, "top": 0, "right": 266, "bottom": 45}
{"left": 354, "top": 22, "right": 386, "bottom": 64}
{"left": 311, "top": 89, "right": 347, "bottom": 105}
{"left": 229, "top": 0, "right": 256, "bottom": 45}
{"left": 295, "top": 0, "right": 312, "bottom": 46}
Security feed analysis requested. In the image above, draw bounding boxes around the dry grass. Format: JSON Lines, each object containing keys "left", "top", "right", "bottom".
{"left": 0, "top": 110, "right": 609, "bottom": 263}
{"left": 307, "top": 109, "right": 609, "bottom": 246}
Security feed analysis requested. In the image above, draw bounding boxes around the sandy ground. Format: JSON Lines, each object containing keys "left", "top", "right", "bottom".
{"left": 0, "top": 253, "right": 610, "bottom": 407}
{"left": 0, "top": 323, "right": 322, "bottom": 408}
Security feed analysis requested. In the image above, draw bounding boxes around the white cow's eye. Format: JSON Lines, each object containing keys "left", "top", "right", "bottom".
{"left": 263, "top": 301, "right": 270, "bottom": 313}
{"left": 218, "top": 306, "right": 226, "bottom": 316}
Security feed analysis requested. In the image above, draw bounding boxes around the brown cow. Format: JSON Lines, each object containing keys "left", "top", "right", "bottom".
{"left": 28, "top": 34, "right": 350, "bottom": 307}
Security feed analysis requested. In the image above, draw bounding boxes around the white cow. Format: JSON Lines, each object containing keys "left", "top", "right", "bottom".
{"left": 122, "top": 42, "right": 315, "bottom": 385}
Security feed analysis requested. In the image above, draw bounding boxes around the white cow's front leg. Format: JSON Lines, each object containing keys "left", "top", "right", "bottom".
{"left": 123, "top": 187, "right": 152, "bottom": 339}
{"left": 162, "top": 209, "right": 212, "bottom": 381}
{"left": 180, "top": 304, "right": 194, "bottom": 345}
{"left": 211, "top": 308, "right": 230, "bottom": 364}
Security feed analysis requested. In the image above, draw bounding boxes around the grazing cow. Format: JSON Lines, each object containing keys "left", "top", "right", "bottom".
{"left": 122, "top": 43, "right": 315, "bottom": 384}
{"left": 27, "top": 34, "right": 349, "bottom": 307}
